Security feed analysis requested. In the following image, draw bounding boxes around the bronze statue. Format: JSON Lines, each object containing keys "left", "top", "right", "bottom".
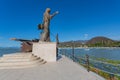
{"left": 38, "top": 8, "right": 59, "bottom": 42}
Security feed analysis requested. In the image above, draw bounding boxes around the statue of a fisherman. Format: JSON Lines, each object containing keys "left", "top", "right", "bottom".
{"left": 38, "top": 8, "right": 59, "bottom": 42}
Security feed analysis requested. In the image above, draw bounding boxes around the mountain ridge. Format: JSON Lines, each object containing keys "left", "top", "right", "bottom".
{"left": 59, "top": 36, "right": 120, "bottom": 47}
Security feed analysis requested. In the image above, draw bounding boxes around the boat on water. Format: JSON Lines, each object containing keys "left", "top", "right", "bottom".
{"left": 84, "top": 48, "right": 90, "bottom": 51}
{"left": 84, "top": 46, "right": 90, "bottom": 51}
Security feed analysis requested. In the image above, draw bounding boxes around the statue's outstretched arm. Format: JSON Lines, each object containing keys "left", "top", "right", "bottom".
{"left": 50, "top": 11, "right": 59, "bottom": 19}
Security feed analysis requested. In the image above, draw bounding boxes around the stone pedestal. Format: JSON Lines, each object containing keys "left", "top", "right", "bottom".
{"left": 32, "top": 42, "right": 57, "bottom": 62}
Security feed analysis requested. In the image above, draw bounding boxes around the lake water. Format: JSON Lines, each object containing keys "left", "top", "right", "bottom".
{"left": 0, "top": 47, "right": 20, "bottom": 57}
{"left": 0, "top": 47, "right": 120, "bottom": 60}
{"left": 59, "top": 48, "right": 120, "bottom": 60}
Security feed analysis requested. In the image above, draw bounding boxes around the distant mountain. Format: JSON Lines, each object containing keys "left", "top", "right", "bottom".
{"left": 85, "top": 36, "right": 119, "bottom": 47}
{"left": 74, "top": 40, "right": 88, "bottom": 44}
{"left": 86, "top": 36, "right": 115, "bottom": 44}
{"left": 59, "top": 40, "right": 83, "bottom": 47}
{"left": 59, "top": 36, "right": 120, "bottom": 47}
{"left": 60, "top": 40, "right": 88, "bottom": 44}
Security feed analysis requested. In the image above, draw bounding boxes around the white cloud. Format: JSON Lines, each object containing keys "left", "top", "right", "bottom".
{"left": 84, "top": 34, "right": 88, "bottom": 39}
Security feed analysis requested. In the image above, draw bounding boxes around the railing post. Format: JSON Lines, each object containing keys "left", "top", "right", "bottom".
{"left": 56, "top": 33, "right": 59, "bottom": 57}
{"left": 64, "top": 49, "right": 66, "bottom": 56}
{"left": 72, "top": 41, "right": 75, "bottom": 62}
{"left": 86, "top": 54, "right": 90, "bottom": 72}
{"left": 109, "top": 74, "right": 115, "bottom": 80}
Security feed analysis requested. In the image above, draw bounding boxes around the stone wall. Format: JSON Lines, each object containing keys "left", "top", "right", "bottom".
{"left": 32, "top": 42, "right": 56, "bottom": 62}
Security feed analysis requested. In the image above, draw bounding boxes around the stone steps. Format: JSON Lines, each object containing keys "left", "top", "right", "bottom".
{"left": 0, "top": 53, "right": 46, "bottom": 69}
{"left": 0, "top": 61, "right": 46, "bottom": 69}
{"left": 0, "top": 58, "right": 42, "bottom": 65}
{"left": 3, "top": 53, "right": 32, "bottom": 57}
{"left": 0, "top": 56, "right": 39, "bottom": 62}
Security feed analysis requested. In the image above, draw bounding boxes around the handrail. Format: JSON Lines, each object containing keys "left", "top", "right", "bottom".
{"left": 58, "top": 48, "right": 120, "bottom": 79}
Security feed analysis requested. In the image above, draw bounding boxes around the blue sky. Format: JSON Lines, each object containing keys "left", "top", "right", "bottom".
{"left": 0, "top": 0, "right": 120, "bottom": 47}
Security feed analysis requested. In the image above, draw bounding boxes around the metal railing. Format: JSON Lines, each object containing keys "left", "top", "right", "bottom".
{"left": 58, "top": 48, "right": 120, "bottom": 80}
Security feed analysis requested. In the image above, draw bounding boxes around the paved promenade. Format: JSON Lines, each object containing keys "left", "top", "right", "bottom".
{"left": 0, "top": 55, "right": 105, "bottom": 80}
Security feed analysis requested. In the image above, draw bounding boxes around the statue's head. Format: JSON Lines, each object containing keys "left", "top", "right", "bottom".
{"left": 46, "top": 8, "right": 51, "bottom": 13}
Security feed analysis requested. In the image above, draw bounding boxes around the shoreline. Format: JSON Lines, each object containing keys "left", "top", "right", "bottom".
{"left": 58, "top": 47, "right": 120, "bottom": 49}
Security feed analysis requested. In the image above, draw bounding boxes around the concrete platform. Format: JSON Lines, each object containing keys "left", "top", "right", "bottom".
{"left": 0, "top": 55, "right": 105, "bottom": 80}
